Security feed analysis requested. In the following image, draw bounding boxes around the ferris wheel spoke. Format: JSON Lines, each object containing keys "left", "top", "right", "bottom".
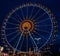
{"left": 7, "top": 22, "right": 18, "bottom": 26}
{"left": 20, "top": 36, "right": 24, "bottom": 51}
{"left": 35, "top": 24, "right": 51, "bottom": 28}
{"left": 19, "top": 17, "right": 23, "bottom": 22}
{"left": 41, "top": 35, "right": 48, "bottom": 40}
{"left": 29, "top": 7, "right": 35, "bottom": 19}
{"left": 9, "top": 33, "right": 20, "bottom": 42}
{"left": 33, "top": 30, "right": 41, "bottom": 37}
{"left": 40, "top": 30, "right": 50, "bottom": 34}
{"left": 6, "top": 30, "right": 18, "bottom": 36}
{"left": 35, "top": 18, "right": 49, "bottom": 24}
{"left": 16, "top": 15, "right": 23, "bottom": 22}
{"left": 32, "top": 9, "right": 41, "bottom": 19}
{"left": 27, "top": 5, "right": 28, "bottom": 18}
{"left": 14, "top": 12, "right": 23, "bottom": 22}
{"left": 5, "top": 27, "right": 19, "bottom": 30}
{"left": 35, "top": 28, "right": 50, "bottom": 34}
{"left": 28, "top": 30, "right": 38, "bottom": 48}
{"left": 37, "top": 34, "right": 47, "bottom": 41}
{"left": 35, "top": 12, "right": 46, "bottom": 21}
{"left": 34, "top": 30, "right": 48, "bottom": 40}
{"left": 20, "top": 8, "right": 25, "bottom": 19}
{"left": 26, "top": 35, "right": 28, "bottom": 51}
{"left": 15, "top": 30, "right": 24, "bottom": 51}
{"left": 11, "top": 17, "right": 19, "bottom": 22}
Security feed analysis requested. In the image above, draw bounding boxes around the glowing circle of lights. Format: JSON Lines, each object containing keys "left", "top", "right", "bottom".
{"left": 1, "top": 3, "right": 57, "bottom": 52}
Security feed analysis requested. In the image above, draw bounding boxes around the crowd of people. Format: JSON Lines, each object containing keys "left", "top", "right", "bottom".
{"left": 0, "top": 46, "right": 41, "bottom": 56}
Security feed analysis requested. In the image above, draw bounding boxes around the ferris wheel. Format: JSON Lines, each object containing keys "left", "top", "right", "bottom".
{"left": 1, "top": 3, "right": 57, "bottom": 54}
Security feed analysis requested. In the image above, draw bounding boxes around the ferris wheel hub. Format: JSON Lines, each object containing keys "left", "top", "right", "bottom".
{"left": 20, "top": 20, "right": 34, "bottom": 34}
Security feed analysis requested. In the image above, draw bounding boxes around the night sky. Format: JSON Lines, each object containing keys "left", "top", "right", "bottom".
{"left": 0, "top": 0, "right": 60, "bottom": 52}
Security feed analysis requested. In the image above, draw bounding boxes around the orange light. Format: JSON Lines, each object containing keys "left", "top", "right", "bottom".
{"left": 20, "top": 20, "right": 34, "bottom": 34}
{"left": 22, "top": 21, "right": 31, "bottom": 30}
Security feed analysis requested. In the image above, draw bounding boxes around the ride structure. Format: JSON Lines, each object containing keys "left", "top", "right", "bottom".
{"left": 1, "top": 3, "right": 57, "bottom": 56}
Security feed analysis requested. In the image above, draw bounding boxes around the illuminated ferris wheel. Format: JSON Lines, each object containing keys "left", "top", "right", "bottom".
{"left": 1, "top": 3, "right": 57, "bottom": 54}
